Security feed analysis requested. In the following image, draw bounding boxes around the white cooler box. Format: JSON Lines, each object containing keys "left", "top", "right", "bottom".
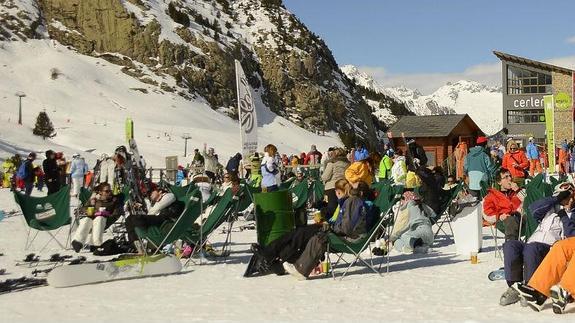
{"left": 451, "top": 201, "right": 483, "bottom": 256}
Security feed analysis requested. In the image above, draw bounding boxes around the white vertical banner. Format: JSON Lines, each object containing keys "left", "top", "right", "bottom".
{"left": 235, "top": 59, "right": 258, "bottom": 157}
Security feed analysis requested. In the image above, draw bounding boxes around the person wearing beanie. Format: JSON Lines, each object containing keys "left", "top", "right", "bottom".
{"left": 464, "top": 136, "right": 493, "bottom": 195}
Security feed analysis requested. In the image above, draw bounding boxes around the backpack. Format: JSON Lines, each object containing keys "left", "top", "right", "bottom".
{"left": 16, "top": 162, "right": 28, "bottom": 180}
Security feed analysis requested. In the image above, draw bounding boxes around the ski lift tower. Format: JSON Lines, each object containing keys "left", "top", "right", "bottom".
{"left": 182, "top": 133, "right": 192, "bottom": 157}
{"left": 15, "top": 92, "right": 26, "bottom": 125}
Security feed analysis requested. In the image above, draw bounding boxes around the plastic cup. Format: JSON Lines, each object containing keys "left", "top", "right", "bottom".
{"left": 321, "top": 261, "right": 330, "bottom": 273}
{"left": 470, "top": 251, "right": 478, "bottom": 264}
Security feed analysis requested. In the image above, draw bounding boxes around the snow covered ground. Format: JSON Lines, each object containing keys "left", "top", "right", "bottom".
{"left": 0, "top": 188, "right": 573, "bottom": 322}
{"left": 0, "top": 40, "right": 341, "bottom": 168}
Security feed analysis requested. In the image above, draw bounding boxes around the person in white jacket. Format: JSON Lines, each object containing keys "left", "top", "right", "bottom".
{"left": 69, "top": 154, "right": 88, "bottom": 197}
{"left": 391, "top": 149, "right": 407, "bottom": 185}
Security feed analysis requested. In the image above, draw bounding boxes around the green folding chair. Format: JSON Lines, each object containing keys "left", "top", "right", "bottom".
{"left": 184, "top": 188, "right": 241, "bottom": 262}
{"left": 135, "top": 188, "right": 202, "bottom": 253}
{"left": 327, "top": 184, "right": 401, "bottom": 279}
{"left": 14, "top": 185, "right": 72, "bottom": 251}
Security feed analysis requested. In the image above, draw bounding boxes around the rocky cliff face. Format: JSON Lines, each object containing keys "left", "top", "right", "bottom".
{"left": 1, "top": 0, "right": 393, "bottom": 147}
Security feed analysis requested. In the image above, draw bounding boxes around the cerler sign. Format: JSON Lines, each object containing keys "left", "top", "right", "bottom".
{"left": 512, "top": 96, "right": 544, "bottom": 108}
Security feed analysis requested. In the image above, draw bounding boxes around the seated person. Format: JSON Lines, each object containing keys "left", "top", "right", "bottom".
{"left": 483, "top": 168, "right": 525, "bottom": 241}
{"left": 192, "top": 173, "right": 214, "bottom": 203}
{"left": 389, "top": 191, "right": 435, "bottom": 254}
{"left": 250, "top": 180, "right": 377, "bottom": 279}
{"left": 515, "top": 236, "right": 575, "bottom": 314}
{"left": 443, "top": 175, "right": 457, "bottom": 191}
{"left": 125, "top": 186, "right": 185, "bottom": 254}
{"left": 71, "top": 182, "right": 122, "bottom": 253}
{"left": 499, "top": 182, "right": 575, "bottom": 306}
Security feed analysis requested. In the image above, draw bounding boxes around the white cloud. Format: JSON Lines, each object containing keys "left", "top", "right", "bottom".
{"left": 566, "top": 36, "right": 575, "bottom": 44}
{"left": 359, "top": 55, "right": 575, "bottom": 95}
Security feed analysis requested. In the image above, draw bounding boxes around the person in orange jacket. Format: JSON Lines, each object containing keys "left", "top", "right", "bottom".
{"left": 483, "top": 167, "right": 525, "bottom": 241}
{"left": 502, "top": 140, "right": 529, "bottom": 181}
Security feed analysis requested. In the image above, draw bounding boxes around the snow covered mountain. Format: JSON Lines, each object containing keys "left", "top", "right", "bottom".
{"left": 341, "top": 65, "right": 503, "bottom": 135}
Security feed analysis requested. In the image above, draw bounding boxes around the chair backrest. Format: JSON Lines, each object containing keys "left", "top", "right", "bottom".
{"left": 289, "top": 179, "right": 309, "bottom": 209}
{"left": 200, "top": 188, "right": 236, "bottom": 236}
{"left": 167, "top": 182, "right": 198, "bottom": 201}
{"left": 161, "top": 188, "right": 202, "bottom": 243}
{"left": 14, "top": 185, "right": 71, "bottom": 231}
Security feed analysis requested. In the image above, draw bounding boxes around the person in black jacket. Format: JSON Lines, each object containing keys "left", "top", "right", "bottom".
{"left": 21, "top": 152, "right": 36, "bottom": 196}
{"left": 124, "top": 186, "right": 185, "bottom": 253}
{"left": 406, "top": 138, "right": 428, "bottom": 169}
{"left": 226, "top": 152, "right": 243, "bottom": 178}
{"left": 42, "top": 150, "right": 61, "bottom": 195}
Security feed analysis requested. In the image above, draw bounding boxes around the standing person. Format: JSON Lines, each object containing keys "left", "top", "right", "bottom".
{"left": 558, "top": 140, "right": 569, "bottom": 175}
{"left": 42, "top": 150, "right": 60, "bottom": 195}
{"left": 405, "top": 138, "right": 428, "bottom": 169}
{"left": 464, "top": 136, "right": 493, "bottom": 195}
{"left": 377, "top": 149, "right": 394, "bottom": 182}
{"left": 502, "top": 140, "right": 529, "bottom": 185}
{"left": 18, "top": 152, "right": 36, "bottom": 196}
{"left": 391, "top": 149, "right": 407, "bottom": 185}
{"left": 191, "top": 148, "right": 205, "bottom": 167}
{"left": 225, "top": 153, "right": 243, "bottom": 178}
{"left": 261, "top": 144, "right": 281, "bottom": 192}
{"left": 70, "top": 154, "right": 88, "bottom": 197}
{"left": 248, "top": 152, "right": 262, "bottom": 188}
{"left": 454, "top": 140, "right": 468, "bottom": 180}
{"left": 321, "top": 148, "right": 350, "bottom": 219}
{"left": 202, "top": 144, "right": 218, "bottom": 183}
{"left": 306, "top": 145, "right": 323, "bottom": 165}
{"left": 2, "top": 156, "right": 16, "bottom": 189}
{"left": 526, "top": 137, "right": 542, "bottom": 176}
{"left": 55, "top": 152, "right": 67, "bottom": 186}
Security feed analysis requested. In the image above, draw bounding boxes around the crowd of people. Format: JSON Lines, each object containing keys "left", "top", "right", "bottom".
{"left": 5, "top": 135, "right": 575, "bottom": 314}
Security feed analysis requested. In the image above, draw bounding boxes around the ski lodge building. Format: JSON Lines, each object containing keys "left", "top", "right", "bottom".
{"left": 388, "top": 114, "right": 483, "bottom": 168}
{"left": 493, "top": 51, "right": 574, "bottom": 148}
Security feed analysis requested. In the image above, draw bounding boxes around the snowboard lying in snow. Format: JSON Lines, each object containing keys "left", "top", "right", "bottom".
{"left": 48, "top": 254, "right": 182, "bottom": 287}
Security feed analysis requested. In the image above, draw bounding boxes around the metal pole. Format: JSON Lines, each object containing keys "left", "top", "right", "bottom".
{"left": 15, "top": 92, "right": 25, "bottom": 125}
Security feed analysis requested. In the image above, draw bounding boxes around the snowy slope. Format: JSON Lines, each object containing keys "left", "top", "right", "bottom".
{"left": 342, "top": 65, "right": 503, "bottom": 135}
{"left": 0, "top": 40, "right": 341, "bottom": 167}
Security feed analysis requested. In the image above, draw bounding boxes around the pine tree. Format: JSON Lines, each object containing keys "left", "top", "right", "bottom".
{"left": 33, "top": 111, "right": 55, "bottom": 139}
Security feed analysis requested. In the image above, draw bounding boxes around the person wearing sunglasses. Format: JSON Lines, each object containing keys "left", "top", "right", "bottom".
{"left": 502, "top": 140, "right": 529, "bottom": 185}
{"left": 71, "top": 182, "right": 122, "bottom": 253}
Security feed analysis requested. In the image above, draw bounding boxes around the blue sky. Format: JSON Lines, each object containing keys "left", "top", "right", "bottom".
{"left": 283, "top": 0, "right": 575, "bottom": 93}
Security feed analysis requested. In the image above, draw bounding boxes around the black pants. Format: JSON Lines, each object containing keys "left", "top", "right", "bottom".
{"left": 205, "top": 171, "right": 216, "bottom": 183}
{"left": 125, "top": 214, "right": 174, "bottom": 243}
{"left": 46, "top": 179, "right": 61, "bottom": 195}
{"left": 261, "top": 224, "right": 321, "bottom": 263}
{"left": 503, "top": 214, "right": 521, "bottom": 242}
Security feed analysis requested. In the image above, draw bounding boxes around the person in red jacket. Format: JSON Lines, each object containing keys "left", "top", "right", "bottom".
{"left": 483, "top": 167, "right": 525, "bottom": 241}
{"left": 502, "top": 140, "right": 530, "bottom": 183}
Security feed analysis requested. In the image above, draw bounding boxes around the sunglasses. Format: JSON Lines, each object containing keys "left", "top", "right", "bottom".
{"left": 101, "top": 189, "right": 112, "bottom": 193}
{"left": 502, "top": 174, "right": 512, "bottom": 179}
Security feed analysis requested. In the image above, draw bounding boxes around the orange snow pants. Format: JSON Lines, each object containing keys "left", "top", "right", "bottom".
{"left": 528, "top": 237, "right": 575, "bottom": 297}
{"left": 528, "top": 159, "right": 542, "bottom": 176}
